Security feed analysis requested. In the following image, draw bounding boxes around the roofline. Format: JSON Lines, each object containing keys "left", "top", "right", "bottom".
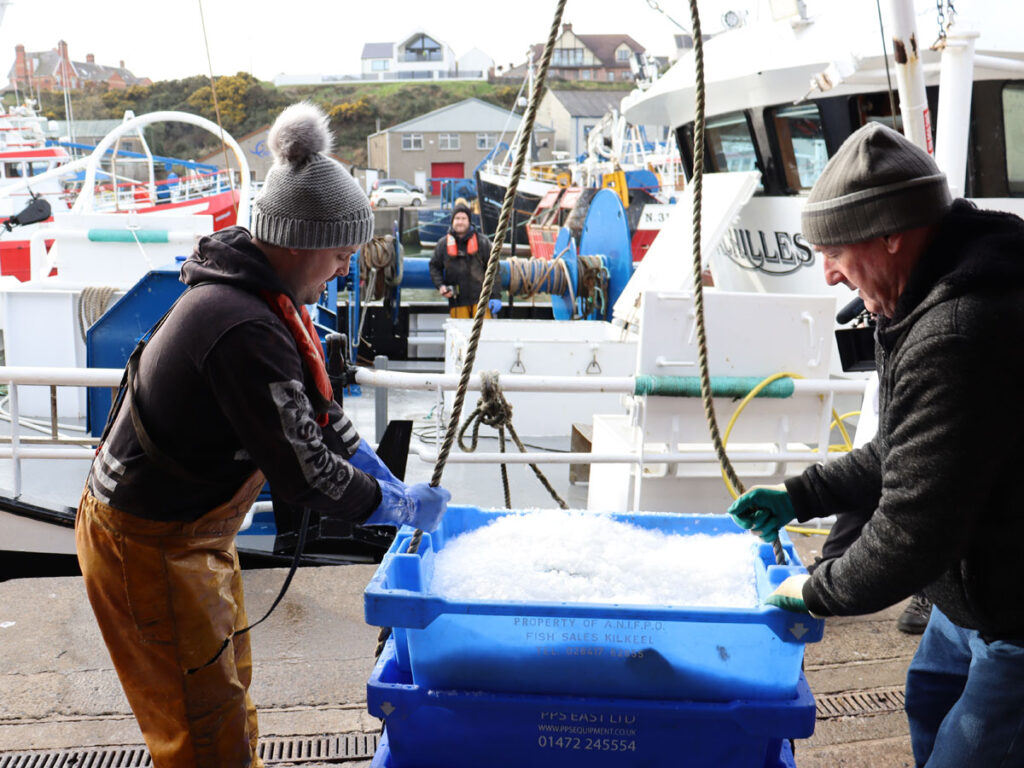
{"left": 373, "top": 97, "right": 541, "bottom": 133}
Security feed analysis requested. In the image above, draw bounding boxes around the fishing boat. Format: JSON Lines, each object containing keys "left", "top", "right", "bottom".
{"left": 0, "top": 107, "right": 244, "bottom": 282}
{"left": 4, "top": 0, "right": 1015, "bottom": 580}
{"left": 621, "top": 0, "right": 1024, "bottom": 297}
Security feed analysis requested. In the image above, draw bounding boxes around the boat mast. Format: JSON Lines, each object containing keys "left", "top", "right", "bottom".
{"left": 934, "top": 15, "right": 977, "bottom": 199}
{"left": 883, "top": 0, "right": 932, "bottom": 154}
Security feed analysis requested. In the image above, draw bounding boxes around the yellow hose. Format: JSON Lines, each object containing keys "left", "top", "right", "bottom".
{"left": 720, "top": 373, "right": 856, "bottom": 500}
{"left": 784, "top": 525, "right": 831, "bottom": 536}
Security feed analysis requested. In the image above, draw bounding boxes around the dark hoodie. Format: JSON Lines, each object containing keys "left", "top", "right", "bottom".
{"left": 428, "top": 222, "right": 500, "bottom": 309}
{"left": 786, "top": 201, "right": 1024, "bottom": 638}
{"left": 87, "top": 226, "right": 381, "bottom": 523}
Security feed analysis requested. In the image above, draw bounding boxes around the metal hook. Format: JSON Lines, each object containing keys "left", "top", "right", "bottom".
{"left": 586, "top": 344, "right": 602, "bottom": 375}
{"left": 509, "top": 343, "right": 526, "bottom": 374}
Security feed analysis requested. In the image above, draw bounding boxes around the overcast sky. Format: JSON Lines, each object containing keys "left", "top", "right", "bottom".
{"left": 0, "top": 0, "right": 712, "bottom": 85}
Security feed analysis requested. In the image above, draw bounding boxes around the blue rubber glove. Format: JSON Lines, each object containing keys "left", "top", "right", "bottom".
{"left": 348, "top": 439, "right": 399, "bottom": 485}
{"left": 765, "top": 574, "right": 812, "bottom": 615}
{"left": 488, "top": 298, "right": 502, "bottom": 315}
{"left": 727, "top": 484, "right": 796, "bottom": 543}
{"left": 362, "top": 480, "right": 451, "bottom": 531}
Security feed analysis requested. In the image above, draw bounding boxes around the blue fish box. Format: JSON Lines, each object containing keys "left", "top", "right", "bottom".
{"left": 364, "top": 506, "right": 823, "bottom": 702}
{"left": 368, "top": 636, "right": 811, "bottom": 768}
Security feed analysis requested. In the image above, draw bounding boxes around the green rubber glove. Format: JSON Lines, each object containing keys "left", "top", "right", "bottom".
{"left": 765, "top": 574, "right": 811, "bottom": 614}
{"left": 727, "top": 484, "right": 796, "bottom": 543}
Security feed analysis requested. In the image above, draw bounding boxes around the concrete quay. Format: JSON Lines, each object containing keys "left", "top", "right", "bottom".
{"left": 0, "top": 532, "right": 919, "bottom": 766}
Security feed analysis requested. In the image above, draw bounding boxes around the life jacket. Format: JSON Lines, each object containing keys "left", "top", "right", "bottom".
{"left": 446, "top": 231, "right": 478, "bottom": 256}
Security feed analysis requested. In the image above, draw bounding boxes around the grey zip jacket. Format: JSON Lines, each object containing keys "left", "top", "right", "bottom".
{"left": 786, "top": 200, "right": 1024, "bottom": 638}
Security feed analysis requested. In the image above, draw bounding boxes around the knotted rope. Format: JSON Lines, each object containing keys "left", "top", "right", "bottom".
{"left": 457, "top": 371, "right": 568, "bottom": 510}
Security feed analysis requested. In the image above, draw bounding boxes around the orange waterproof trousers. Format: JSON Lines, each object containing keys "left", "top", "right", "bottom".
{"left": 448, "top": 304, "right": 492, "bottom": 319}
{"left": 76, "top": 471, "right": 266, "bottom": 768}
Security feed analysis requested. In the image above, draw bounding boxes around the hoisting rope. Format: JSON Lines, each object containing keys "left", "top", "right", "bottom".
{"left": 197, "top": 0, "right": 239, "bottom": 220}
{"left": 684, "top": 0, "right": 786, "bottom": 565}
{"left": 374, "top": 0, "right": 567, "bottom": 661}
{"left": 457, "top": 371, "right": 568, "bottom": 510}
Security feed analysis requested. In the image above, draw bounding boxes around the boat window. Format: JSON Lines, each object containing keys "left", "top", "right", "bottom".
{"left": 1003, "top": 84, "right": 1024, "bottom": 195}
{"left": 767, "top": 103, "right": 827, "bottom": 191}
{"left": 683, "top": 112, "right": 761, "bottom": 179}
{"left": 851, "top": 93, "right": 902, "bottom": 132}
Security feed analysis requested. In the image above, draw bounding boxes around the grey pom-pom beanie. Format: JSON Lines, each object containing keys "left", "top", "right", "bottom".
{"left": 801, "top": 122, "right": 952, "bottom": 246}
{"left": 251, "top": 102, "right": 373, "bottom": 249}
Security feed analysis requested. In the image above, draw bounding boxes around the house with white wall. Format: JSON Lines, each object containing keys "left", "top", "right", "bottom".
{"left": 537, "top": 89, "right": 632, "bottom": 159}
{"left": 360, "top": 30, "right": 492, "bottom": 81}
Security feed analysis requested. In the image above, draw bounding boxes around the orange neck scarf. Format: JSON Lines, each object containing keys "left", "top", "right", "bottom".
{"left": 261, "top": 291, "right": 334, "bottom": 426}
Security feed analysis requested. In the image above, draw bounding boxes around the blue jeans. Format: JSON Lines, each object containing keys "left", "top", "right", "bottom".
{"left": 905, "top": 606, "right": 1024, "bottom": 767}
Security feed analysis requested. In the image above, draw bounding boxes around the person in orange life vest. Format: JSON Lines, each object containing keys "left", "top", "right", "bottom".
{"left": 429, "top": 203, "right": 502, "bottom": 319}
{"left": 74, "top": 102, "right": 450, "bottom": 768}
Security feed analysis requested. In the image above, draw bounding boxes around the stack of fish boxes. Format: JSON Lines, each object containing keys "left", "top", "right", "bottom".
{"left": 364, "top": 506, "right": 823, "bottom": 767}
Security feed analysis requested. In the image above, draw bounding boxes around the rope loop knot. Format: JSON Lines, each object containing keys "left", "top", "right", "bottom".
{"left": 458, "top": 371, "right": 512, "bottom": 452}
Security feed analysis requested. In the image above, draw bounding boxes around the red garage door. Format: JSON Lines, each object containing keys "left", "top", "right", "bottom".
{"left": 430, "top": 162, "right": 465, "bottom": 195}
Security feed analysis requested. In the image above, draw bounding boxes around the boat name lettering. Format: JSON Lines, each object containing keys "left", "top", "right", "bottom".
{"left": 719, "top": 228, "right": 814, "bottom": 274}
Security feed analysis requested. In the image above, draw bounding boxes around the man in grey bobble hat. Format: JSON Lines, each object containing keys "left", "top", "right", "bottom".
{"left": 75, "top": 101, "right": 449, "bottom": 767}
{"left": 728, "top": 121, "right": 1024, "bottom": 767}
{"left": 252, "top": 102, "right": 373, "bottom": 250}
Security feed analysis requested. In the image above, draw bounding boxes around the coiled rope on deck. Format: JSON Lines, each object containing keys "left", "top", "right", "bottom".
{"left": 507, "top": 256, "right": 569, "bottom": 299}
{"left": 374, "top": 0, "right": 568, "bottom": 661}
{"left": 78, "top": 286, "right": 117, "bottom": 342}
{"left": 685, "top": 0, "right": 786, "bottom": 566}
{"left": 360, "top": 234, "right": 401, "bottom": 301}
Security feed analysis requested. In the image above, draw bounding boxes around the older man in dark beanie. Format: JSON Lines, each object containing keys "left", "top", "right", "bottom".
{"left": 728, "top": 122, "right": 1024, "bottom": 767}
{"left": 75, "top": 102, "right": 449, "bottom": 768}
{"left": 429, "top": 201, "right": 503, "bottom": 318}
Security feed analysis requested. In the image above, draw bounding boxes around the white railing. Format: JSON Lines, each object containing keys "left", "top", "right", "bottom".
{"left": 0, "top": 366, "right": 121, "bottom": 495}
{"left": 0, "top": 365, "right": 868, "bottom": 496}
{"left": 354, "top": 368, "right": 868, "bottom": 467}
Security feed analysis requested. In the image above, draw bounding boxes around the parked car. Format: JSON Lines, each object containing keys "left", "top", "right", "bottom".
{"left": 372, "top": 178, "right": 424, "bottom": 194}
{"left": 370, "top": 184, "right": 426, "bottom": 208}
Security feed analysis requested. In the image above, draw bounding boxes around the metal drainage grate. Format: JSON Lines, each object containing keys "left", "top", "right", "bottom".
{"left": 816, "top": 685, "right": 906, "bottom": 720}
{"left": 0, "top": 748, "right": 151, "bottom": 767}
{"left": 0, "top": 733, "right": 380, "bottom": 767}
{"left": 260, "top": 733, "right": 380, "bottom": 762}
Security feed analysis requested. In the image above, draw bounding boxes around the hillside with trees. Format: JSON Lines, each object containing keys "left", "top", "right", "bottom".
{"left": 14, "top": 74, "right": 530, "bottom": 167}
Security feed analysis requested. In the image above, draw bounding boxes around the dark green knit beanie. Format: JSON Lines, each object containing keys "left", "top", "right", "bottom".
{"left": 801, "top": 122, "right": 952, "bottom": 246}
